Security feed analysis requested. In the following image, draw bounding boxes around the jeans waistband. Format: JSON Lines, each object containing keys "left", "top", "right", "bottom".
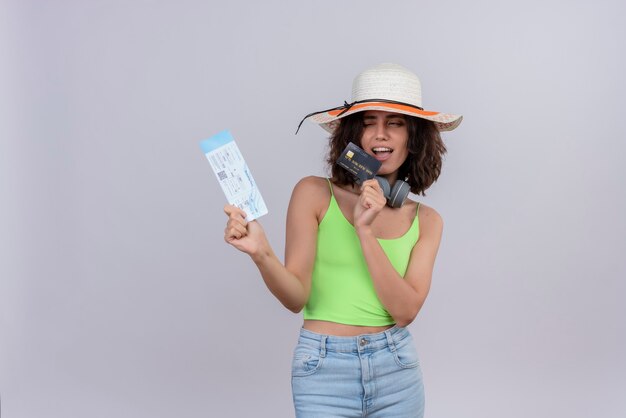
{"left": 297, "top": 325, "right": 411, "bottom": 353}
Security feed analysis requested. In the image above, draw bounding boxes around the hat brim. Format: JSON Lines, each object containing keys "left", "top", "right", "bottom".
{"left": 308, "top": 101, "right": 463, "bottom": 133}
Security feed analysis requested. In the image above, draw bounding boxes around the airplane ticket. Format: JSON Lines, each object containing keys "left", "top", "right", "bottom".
{"left": 200, "top": 130, "right": 268, "bottom": 221}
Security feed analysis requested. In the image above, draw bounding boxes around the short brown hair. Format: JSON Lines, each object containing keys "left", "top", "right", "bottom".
{"left": 326, "top": 113, "right": 447, "bottom": 196}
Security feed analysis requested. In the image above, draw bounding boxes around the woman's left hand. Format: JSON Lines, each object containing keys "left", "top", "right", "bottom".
{"left": 353, "top": 179, "right": 387, "bottom": 232}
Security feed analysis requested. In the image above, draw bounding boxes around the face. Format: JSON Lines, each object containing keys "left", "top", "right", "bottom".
{"left": 360, "top": 110, "right": 409, "bottom": 182}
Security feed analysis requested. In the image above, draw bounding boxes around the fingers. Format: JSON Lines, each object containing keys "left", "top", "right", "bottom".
{"left": 225, "top": 220, "right": 248, "bottom": 240}
{"left": 360, "top": 180, "right": 386, "bottom": 209}
{"left": 224, "top": 204, "right": 249, "bottom": 242}
{"left": 224, "top": 204, "right": 247, "bottom": 220}
{"left": 361, "top": 179, "right": 382, "bottom": 193}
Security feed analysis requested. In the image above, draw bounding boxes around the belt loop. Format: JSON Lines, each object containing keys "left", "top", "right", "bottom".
{"left": 384, "top": 329, "right": 396, "bottom": 353}
{"left": 320, "top": 335, "right": 327, "bottom": 358}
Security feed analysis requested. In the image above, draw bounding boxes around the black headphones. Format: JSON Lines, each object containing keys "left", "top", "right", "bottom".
{"left": 375, "top": 176, "right": 410, "bottom": 208}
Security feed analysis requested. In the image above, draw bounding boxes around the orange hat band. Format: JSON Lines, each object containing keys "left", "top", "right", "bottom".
{"left": 296, "top": 99, "right": 439, "bottom": 134}
{"left": 328, "top": 101, "right": 439, "bottom": 117}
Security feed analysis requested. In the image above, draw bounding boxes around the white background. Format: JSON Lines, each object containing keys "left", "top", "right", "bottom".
{"left": 1, "top": 1, "right": 625, "bottom": 417}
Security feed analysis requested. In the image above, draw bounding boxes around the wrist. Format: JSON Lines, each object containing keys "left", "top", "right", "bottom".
{"left": 355, "top": 225, "right": 375, "bottom": 240}
{"left": 251, "top": 245, "right": 274, "bottom": 265}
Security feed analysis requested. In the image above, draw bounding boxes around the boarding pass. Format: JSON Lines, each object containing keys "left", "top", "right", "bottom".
{"left": 200, "top": 130, "right": 268, "bottom": 221}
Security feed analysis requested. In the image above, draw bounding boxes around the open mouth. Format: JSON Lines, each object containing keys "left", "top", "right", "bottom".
{"left": 371, "top": 146, "right": 393, "bottom": 161}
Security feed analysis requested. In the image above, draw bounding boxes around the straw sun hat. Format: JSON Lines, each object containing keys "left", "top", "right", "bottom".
{"left": 296, "top": 63, "right": 462, "bottom": 134}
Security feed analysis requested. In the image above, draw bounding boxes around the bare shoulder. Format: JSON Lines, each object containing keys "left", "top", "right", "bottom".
{"left": 416, "top": 202, "right": 444, "bottom": 234}
{"left": 293, "top": 175, "right": 329, "bottom": 194}
{"left": 291, "top": 176, "right": 331, "bottom": 203}
{"left": 289, "top": 176, "right": 331, "bottom": 221}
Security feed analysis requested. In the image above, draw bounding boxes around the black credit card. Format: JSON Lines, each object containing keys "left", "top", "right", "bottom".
{"left": 336, "top": 142, "right": 381, "bottom": 184}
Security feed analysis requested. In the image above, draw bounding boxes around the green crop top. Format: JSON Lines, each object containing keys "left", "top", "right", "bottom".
{"left": 303, "top": 179, "right": 420, "bottom": 326}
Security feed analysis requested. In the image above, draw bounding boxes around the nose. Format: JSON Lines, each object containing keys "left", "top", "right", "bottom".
{"left": 374, "top": 120, "right": 389, "bottom": 140}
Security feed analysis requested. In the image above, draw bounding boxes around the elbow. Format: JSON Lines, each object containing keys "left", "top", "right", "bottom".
{"left": 285, "top": 285, "right": 309, "bottom": 314}
{"left": 395, "top": 292, "right": 429, "bottom": 327}
{"left": 393, "top": 305, "right": 422, "bottom": 328}
{"left": 287, "top": 305, "right": 303, "bottom": 314}
{"left": 394, "top": 316, "right": 416, "bottom": 328}
{"left": 285, "top": 300, "right": 306, "bottom": 314}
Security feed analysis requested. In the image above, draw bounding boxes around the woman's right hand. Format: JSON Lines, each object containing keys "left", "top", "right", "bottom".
{"left": 223, "top": 204, "right": 268, "bottom": 257}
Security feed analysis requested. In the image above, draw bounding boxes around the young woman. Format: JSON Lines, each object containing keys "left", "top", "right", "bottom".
{"left": 223, "top": 63, "right": 462, "bottom": 417}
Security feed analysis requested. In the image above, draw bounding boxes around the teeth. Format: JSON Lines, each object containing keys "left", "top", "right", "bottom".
{"left": 373, "top": 147, "right": 392, "bottom": 152}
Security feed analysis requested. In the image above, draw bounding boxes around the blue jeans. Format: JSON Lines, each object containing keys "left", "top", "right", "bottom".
{"left": 291, "top": 326, "right": 425, "bottom": 417}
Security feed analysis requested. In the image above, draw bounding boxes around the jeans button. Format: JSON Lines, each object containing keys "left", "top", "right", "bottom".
{"left": 360, "top": 338, "right": 367, "bottom": 346}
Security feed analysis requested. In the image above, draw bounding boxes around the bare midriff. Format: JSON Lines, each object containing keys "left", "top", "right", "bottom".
{"left": 303, "top": 320, "right": 394, "bottom": 336}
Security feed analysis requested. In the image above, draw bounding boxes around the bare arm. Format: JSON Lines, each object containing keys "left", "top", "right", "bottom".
{"left": 354, "top": 179, "right": 443, "bottom": 327}
{"left": 223, "top": 177, "right": 322, "bottom": 312}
